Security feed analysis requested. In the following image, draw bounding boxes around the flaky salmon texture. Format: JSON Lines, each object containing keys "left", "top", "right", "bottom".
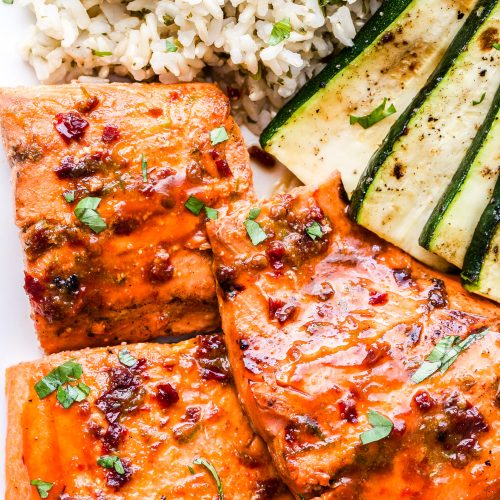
{"left": 0, "top": 83, "right": 253, "bottom": 353}
{"left": 207, "top": 174, "right": 500, "bottom": 499}
{"left": 6, "top": 336, "right": 291, "bottom": 499}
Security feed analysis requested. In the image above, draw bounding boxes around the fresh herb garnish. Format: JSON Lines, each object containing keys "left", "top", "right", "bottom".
{"left": 118, "top": 348, "right": 137, "bottom": 368}
{"left": 192, "top": 457, "right": 224, "bottom": 499}
{"left": 360, "top": 409, "right": 393, "bottom": 445}
{"left": 97, "top": 455, "right": 125, "bottom": 474}
{"left": 248, "top": 207, "right": 261, "bottom": 220}
{"left": 350, "top": 98, "right": 396, "bottom": 129}
{"left": 74, "top": 197, "right": 107, "bottom": 234}
{"left": 187, "top": 465, "right": 195, "bottom": 474}
{"left": 56, "top": 382, "right": 90, "bottom": 409}
{"left": 210, "top": 126, "right": 229, "bottom": 146}
{"left": 493, "top": 43, "right": 500, "bottom": 50}
{"left": 34, "top": 360, "right": 83, "bottom": 399}
{"left": 92, "top": 49, "right": 112, "bottom": 57}
{"left": 30, "top": 479, "right": 54, "bottom": 499}
{"left": 141, "top": 154, "right": 148, "bottom": 182}
{"left": 63, "top": 190, "right": 75, "bottom": 203}
{"left": 473, "top": 93, "right": 486, "bottom": 106}
{"left": 205, "top": 206, "right": 219, "bottom": 220}
{"left": 411, "top": 330, "right": 488, "bottom": 384}
{"left": 306, "top": 221, "right": 323, "bottom": 240}
{"left": 2, "top": 0, "right": 14, "bottom": 4}
{"left": 165, "top": 39, "right": 178, "bottom": 52}
{"left": 268, "top": 18, "right": 291, "bottom": 46}
{"left": 185, "top": 195, "right": 206, "bottom": 215}
{"left": 244, "top": 220, "right": 267, "bottom": 245}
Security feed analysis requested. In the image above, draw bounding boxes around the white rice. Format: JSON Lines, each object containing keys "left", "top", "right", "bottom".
{"left": 19, "top": 0, "right": 379, "bottom": 131}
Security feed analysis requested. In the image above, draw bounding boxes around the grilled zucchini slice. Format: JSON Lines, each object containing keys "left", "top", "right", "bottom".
{"left": 350, "top": 0, "right": 500, "bottom": 270}
{"left": 420, "top": 86, "right": 500, "bottom": 268}
{"left": 260, "top": 0, "right": 478, "bottom": 196}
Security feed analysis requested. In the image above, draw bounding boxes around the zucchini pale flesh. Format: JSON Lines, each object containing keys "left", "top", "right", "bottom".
{"left": 261, "top": 0, "right": 478, "bottom": 196}
{"left": 350, "top": 0, "right": 500, "bottom": 270}
{"left": 462, "top": 176, "right": 500, "bottom": 303}
{"left": 420, "top": 86, "right": 500, "bottom": 268}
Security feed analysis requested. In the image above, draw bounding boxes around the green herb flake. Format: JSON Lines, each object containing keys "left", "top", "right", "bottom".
{"left": 193, "top": 457, "right": 224, "bottom": 500}
{"left": 493, "top": 43, "right": 500, "bottom": 50}
{"left": 306, "top": 221, "right": 323, "bottom": 240}
{"left": 118, "top": 348, "right": 137, "bottom": 368}
{"left": 141, "top": 154, "right": 148, "bottom": 182}
{"left": 74, "top": 197, "right": 107, "bottom": 234}
{"left": 187, "top": 465, "right": 195, "bottom": 474}
{"left": 63, "top": 190, "right": 75, "bottom": 203}
{"left": 2, "top": 0, "right": 14, "bottom": 4}
{"left": 34, "top": 360, "right": 83, "bottom": 399}
{"left": 411, "top": 330, "right": 488, "bottom": 384}
{"left": 472, "top": 93, "right": 486, "bottom": 106}
{"left": 56, "top": 382, "right": 90, "bottom": 409}
{"left": 248, "top": 207, "right": 261, "bottom": 220}
{"left": 244, "top": 219, "right": 267, "bottom": 246}
{"left": 268, "top": 18, "right": 292, "bottom": 46}
{"left": 210, "top": 126, "right": 229, "bottom": 146}
{"left": 165, "top": 39, "right": 178, "bottom": 52}
{"left": 30, "top": 479, "right": 54, "bottom": 499}
{"left": 360, "top": 409, "right": 393, "bottom": 445}
{"left": 97, "top": 455, "right": 125, "bottom": 475}
{"left": 350, "top": 98, "right": 396, "bottom": 129}
{"left": 205, "top": 206, "right": 219, "bottom": 220}
{"left": 92, "top": 49, "right": 112, "bottom": 57}
{"left": 185, "top": 195, "right": 205, "bottom": 215}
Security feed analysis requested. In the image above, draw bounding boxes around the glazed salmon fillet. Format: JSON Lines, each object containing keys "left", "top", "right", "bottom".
{"left": 208, "top": 174, "right": 500, "bottom": 499}
{"left": 6, "top": 335, "right": 292, "bottom": 499}
{"left": 0, "top": 83, "right": 253, "bottom": 353}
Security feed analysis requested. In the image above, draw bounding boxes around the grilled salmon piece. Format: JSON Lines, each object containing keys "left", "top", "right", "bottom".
{"left": 207, "top": 174, "right": 500, "bottom": 499}
{"left": 6, "top": 335, "right": 291, "bottom": 499}
{"left": 0, "top": 83, "right": 253, "bottom": 353}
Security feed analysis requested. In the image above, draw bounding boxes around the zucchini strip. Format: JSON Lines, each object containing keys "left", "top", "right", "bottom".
{"left": 420, "top": 86, "right": 500, "bottom": 268}
{"left": 350, "top": 0, "right": 500, "bottom": 270}
{"left": 261, "top": 0, "right": 478, "bottom": 195}
{"left": 462, "top": 175, "right": 500, "bottom": 303}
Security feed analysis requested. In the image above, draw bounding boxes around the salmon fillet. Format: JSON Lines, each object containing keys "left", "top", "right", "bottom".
{"left": 207, "top": 174, "right": 500, "bottom": 499}
{"left": 6, "top": 335, "right": 292, "bottom": 499}
{"left": 0, "top": 83, "right": 253, "bottom": 353}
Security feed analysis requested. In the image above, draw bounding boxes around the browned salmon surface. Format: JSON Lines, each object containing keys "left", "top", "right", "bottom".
{"left": 6, "top": 336, "right": 292, "bottom": 499}
{"left": 208, "top": 174, "right": 500, "bottom": 499}
{"left": 0, "top": 83, "right": 253, "bottom": 353}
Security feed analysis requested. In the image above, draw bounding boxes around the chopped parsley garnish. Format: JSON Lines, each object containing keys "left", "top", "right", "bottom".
{"left": 56, "top": 382, "right": 90, "bottom": 409}
{"left": 268, "top": 18, "right": 291, "bottom": 46}
{"left": 192, "top": 457, "right": 224, "bottom": 500}
{"left": 493, "top": 43, "right": 500, "bottom": 50}
{"left": 248, "top": 207, "right": 261, "bottom": 220}
{"left": 306, "top": 221, "right": 323, "bottom": 240}
{"left": 92, "top": 49, "right": 112, "bottom": 57}
{"left": 411, "top": 330, "right": 488, "bottom": 384}
{"left": 118, "top": 348, "right": 137, "bottom": 368}
{"left": 350, "top": 98, "right": 396, "bottom": 129}
{"left": 74, "top": 197, "right": 107, "bottom": 234}
{"left": 165, "top": 39, "right": 178, "bottom": 52}
{"left": 34, "top": 360, "right": 83, "bottom": 399}
{"left": 63, "top": 190, "right": 75, "bottom": 203}
{"left": 473, "top": 93, "right": 486, "bottom": 106}
{"left": 30, "top": 479, "right": 54, "bottom": 499}
{"left": 184, "top": 195, "right": 218, "bottom": 219}
{"left": 360, "top": 409, "right": 393, "bottom": 444}
{"left": 244, "top": 220, "right": 267, "bottom": 245}
{"left": 97, "top": 455, "right": 125, "bottom": 474}
{"left": 210, "top": 126, "right": 229, "bottom": 146}
{"left": 205, "top": 206, "right": 219, "bottom": 220}
{"left": 141, "top": 154, "right": 148, "bottom": 182}
{"left": 187, "top": 465, "right": 195, "bottom": 474}
{"left": 2, "top": 0, "right": 14, "bottom": 4}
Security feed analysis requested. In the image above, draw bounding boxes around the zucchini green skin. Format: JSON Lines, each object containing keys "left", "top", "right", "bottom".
{"left": 349, "top": 0, "right": 498, "bottom": 220}
{"left": 419, "top": 85, "right": 500, "bottom": 259}
{"left": 260, "top": 0, "right": 413, "bottom": 147}
{"left": 461, "top": 175, "right": 500, "bottom": 300}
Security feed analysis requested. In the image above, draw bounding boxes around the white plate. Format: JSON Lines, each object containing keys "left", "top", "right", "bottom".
{"left": 0, "top": 3, "right": 289, "bottom": 492}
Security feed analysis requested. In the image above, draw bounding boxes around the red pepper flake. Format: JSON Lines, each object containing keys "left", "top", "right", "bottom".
{"left": 54, "top": 112, "right": 89, "bottom": 143}
{"left": 211, "top": 150, "right": 232, "bottom": 177}
{"left": 156, "top": 383, "right": 179, "bottom": 408}
{"left": 268, "top": 298, "right": 297, "bottom": 324}
{"left": 368, "top": 291, "right": 388, "bottom": 306}
{"left": 148, "top": 107, "right": 163, "bottom": 118}
{"left": 77, "top": 95, "right": 99, "bottom": 114}
{"left": 102, "top": 125, "right": 120, "bottom": 143}
{"left": 227, "top": 87, "right": 241, "bottom": 100}
{"left": 248, "top": 145, "right": 276, "bottom": 168}
{"left": 338, "top": 398, "right": 358, "bottom": 423}
{"left": 413, "top": 390, "right": 436, "bottom": 412}
{"left": 266, "top": 240, "right": 286, "bottom": 273}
